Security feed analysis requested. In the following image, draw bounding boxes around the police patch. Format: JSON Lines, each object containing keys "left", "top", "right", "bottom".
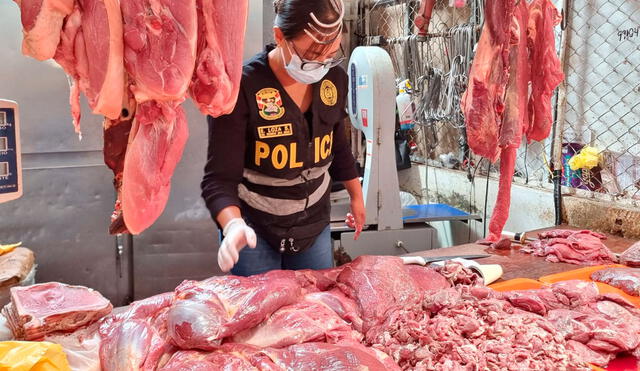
{"left": 257, "top": 123, "right": 293, "bottom": 139}
{"left": 256, "top": 88, "right": 285, "bottom": 120}
{"left": 320, "top": 80, "right": 338, "bottom": 106}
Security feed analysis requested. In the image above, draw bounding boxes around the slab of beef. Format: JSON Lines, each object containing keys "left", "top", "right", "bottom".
{"left": 620, "top": 241, "right": 640, "bottom": 267}
{"left": 261, "top": 342, "right": 401, "bottom": 371}
{"left": 231, "top": 296, "right": 362, "bottom": 349}
{"left": 51, "top": 0, "right": 125, "bottom": 134}
{"left": 3, "top": 282, "right": 112, "bottom": 340}
{"left": 592, "top": 268, "right": 640, "bottom": 297}
{"left": 190, "top": 0, "right": 249, "bottom": 117}
{"left": 120, "top": 100, "right": 189, "bottom": 234}
{"left": 461, "top": 0, "right": 515, "bottom": 161}
{"left": 462, "top": 0, "right": 563, "bottom": 242}
{"left": 119, "top": 0, "right": 197, "bottom": 102}
{"left": 522, "top": 229, "right": 616, "bottom": 265}
{"left": 158, "top": 349, "right": 259, "bottom": 371}
{"left": 526, "top": 0, "right": 564, "bottom": 141}
{"left": 13, "top": 0, "right": 74, "bottom": 61}
{"left": 304, "top": 289, "right": 364, "bottom": 333}
{"left": 99, "top": 293, "right": 176, "bottom": 371}
{"left": 167, "top": 270, "right": 301, "bottom": 350}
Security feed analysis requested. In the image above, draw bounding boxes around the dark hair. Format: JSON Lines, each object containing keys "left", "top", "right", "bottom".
{"left": 273, "top": 0, "right": 342, "bottom": 39}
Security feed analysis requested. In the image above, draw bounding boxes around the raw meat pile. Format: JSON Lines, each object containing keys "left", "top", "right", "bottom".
{"left": 502, "top": 280, "right": 640, "bottom": 366}
{"left": 8, "top": 256, "right": 640, "bottom": 370}
{"left": 620, "top": 241, "right": 640, "bottom": 267}
{"left": 2, "top": 282, "right": 112, "bottom": 341}
{"left": 592, "top": 267, "right": 640, "bottom": 297}
{"left": 462, "top": 0, "right": 564, "bottom": 242}
{"left": 522, "top": 229, "right": 617, "bottom": 265}
{"left": 11, "top": 0, "right": 249, "bottom": 234}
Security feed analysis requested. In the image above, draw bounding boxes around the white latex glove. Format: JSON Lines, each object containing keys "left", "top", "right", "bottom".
{"left": 218, "top": 218, "right": 257, "bottom": 273}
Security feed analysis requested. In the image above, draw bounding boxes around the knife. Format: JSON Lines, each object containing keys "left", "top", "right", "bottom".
{"left": 401, "top": 254, "right": 491, "bottom": 266}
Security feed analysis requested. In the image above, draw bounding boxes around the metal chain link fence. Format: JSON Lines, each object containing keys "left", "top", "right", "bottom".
{"left": 561, "top": 0, "right": 640, "bottom": 205}
{"left": 355, "top": 0, "right": 640, "bottom": 205}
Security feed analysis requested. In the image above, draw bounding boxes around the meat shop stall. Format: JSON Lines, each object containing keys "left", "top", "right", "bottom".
{"left": 0, "top": 0, "right": 640, "bottom": 370}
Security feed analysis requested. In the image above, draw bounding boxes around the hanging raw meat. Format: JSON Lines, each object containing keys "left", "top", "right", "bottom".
{"left": 51, "top": 0, "right": 125, "bottom": 134}
{"left": 120, "top": 0, "right": 198, "bottom": 103}
{"left": 121, "top": 101, "right": 189, "bottom": 234}
{"left": 463, "top": 0, "right": 563, "bottom": 241}
{"left": 461, "top": 0, "right": 515, "bottom": 161}
{"left": 190, "top": 0, "right": 249, "bottom": 117}
{"left": 13, "top": 0, "right": 74, "bottom": 61}
{"left": 10, "top": 0, "right": 252, "bottom": 234}
{"left": 103, "top": 90, "right": 136, "bottom": 235}
{"left": 487, "top": 0, "right": 529, "bottom": 241}
{"left": 526, "top": 0, "right": 564, "bottom": 141}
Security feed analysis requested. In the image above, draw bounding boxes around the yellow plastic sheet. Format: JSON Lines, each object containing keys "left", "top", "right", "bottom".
{"left": 0, "top": 243, "right": 21, "bottom": 255}
{"left": 568, "top": 146, "right": 600, "bottom": 170}
{"left": 0, "top": 342, "right": 70, "bottom": 371}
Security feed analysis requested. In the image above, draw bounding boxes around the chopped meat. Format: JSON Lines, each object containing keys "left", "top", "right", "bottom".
{"left": 14, "top": 0, "right": 74, "bottom": 61}
{"left": 502, "top": 280, "right": 601, "bottom": 315}
{"left": 592, "top": 268, "right": 640, "bottom": 296}
{"left": 230, "top": 297, "right": 362, "bottom": 348}
{"left": 3, "top": 282, "right": 112, "bottom": 340}
{"left": 538, "top": 229, "right": 607, "bottom": 240}
{"left": 190, "top": 0, "right": 249, "bottom": 117}
{"left": 99, "top": 293, "right": 176, "bottom": 371}
{"left": 522, "top": 229, "right": 616, "bottom": 265}
{"left": 167, "top": 270, "right": 301, "bottom": 350}
{"left": 620, "top": 241, "right": 640, "bottom": 267}
{"left": 368, "top": 286, "right": 589, "bottom": 370}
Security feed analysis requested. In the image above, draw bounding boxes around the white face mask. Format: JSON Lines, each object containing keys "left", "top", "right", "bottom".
{"left": 280, "top": 44, "right": 331, "bottom": 85}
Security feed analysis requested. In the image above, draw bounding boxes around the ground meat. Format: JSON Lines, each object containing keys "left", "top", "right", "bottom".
{"left": 366, "top": 287, "right": 590, "bottom": 370}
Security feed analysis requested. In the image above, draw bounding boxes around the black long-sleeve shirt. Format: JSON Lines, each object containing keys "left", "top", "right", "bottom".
{"left": 201, "top": 45, "right": 357, "bottom": 248}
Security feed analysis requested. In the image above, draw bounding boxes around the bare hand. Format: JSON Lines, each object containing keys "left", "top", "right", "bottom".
{"left": 345, "top": 198, "right": 366, "bottom": 240}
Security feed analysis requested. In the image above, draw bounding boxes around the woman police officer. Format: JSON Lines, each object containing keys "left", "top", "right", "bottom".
{"left": 201, "top": 0, "right": 365, "bottom": 276}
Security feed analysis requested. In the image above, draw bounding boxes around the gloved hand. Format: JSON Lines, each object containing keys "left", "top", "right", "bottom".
{"left": 218, "top": 218, "right": 257, "bottom": 273}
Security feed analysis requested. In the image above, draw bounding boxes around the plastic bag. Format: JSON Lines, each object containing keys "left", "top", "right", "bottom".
{"left": 568, "top": 146, "right": 600, "bottom": 170}
{"left": 0, "top": 243, "right": 21, "bottom": 255}
{"left": 0, "top": 316, "right": 13, "bottom": 342}
{"left": 0, "top": 341, "right": 70, "bottom": 371}
{"left": 44, "top": 324, "right": 101, "bottom": 371}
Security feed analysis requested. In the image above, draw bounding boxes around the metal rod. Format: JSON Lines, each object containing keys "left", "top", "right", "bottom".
{"left": 552, "top": 0, "right": 573, "bottom": 225}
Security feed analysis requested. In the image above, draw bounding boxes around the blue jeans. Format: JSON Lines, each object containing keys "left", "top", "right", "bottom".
{"left": 230, "top": 225, "right": 333, "bottom": 276}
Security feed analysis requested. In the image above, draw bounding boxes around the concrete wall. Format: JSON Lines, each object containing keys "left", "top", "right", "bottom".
{"left": 399, "top": 165, "right": 556, "bottom": 247}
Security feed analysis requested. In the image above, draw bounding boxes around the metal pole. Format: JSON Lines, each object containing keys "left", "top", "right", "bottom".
{"left": 552, "top": 0, "right": 573, "bottom": 225}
